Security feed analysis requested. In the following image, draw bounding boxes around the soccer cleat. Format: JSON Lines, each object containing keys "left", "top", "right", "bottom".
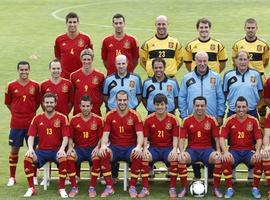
{"left": 251, "top": 187, "right": 261, "bottom": 199}
{"left": 169, "top": 187, "right": 177, "bottom": 198}
{"left": 137, "top": 187, "right": 150, "bottom": 198}
{"left": 59, "top": 189, "right": 68, "bottom": 198}
{"left": 88, "top": 186, "right": 97, "bottom": 198}
{"left": 213, "top": 187, "right": 223, "bottom": 198}
{"left": 128, "top": 186, "right": 138, "bottom": 198}
{"left": 23, "top": 187, "right": 36, "bottom": 197}
{"left": 68, "top": 187, "right": 79, "bottom": 198}
{"left": 177, "top": 188, "right": 187, "bottom": 198}
{"left": 33, "top": 177, "right": 38, "bottom": 186}
{"left": 224, "top": 188, "right": 234, "bottom": 199}
{"left": 101, "top": 185, "right": 115, "bottom": 198}
{"left": 7, "top": 177, "right": 16, "bottom": 186}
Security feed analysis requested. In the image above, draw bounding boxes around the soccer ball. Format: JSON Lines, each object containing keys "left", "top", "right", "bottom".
{"left": 189, "top": 180, "right": 206, "bottom": 198}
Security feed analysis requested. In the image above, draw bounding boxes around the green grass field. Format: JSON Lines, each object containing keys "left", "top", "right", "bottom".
{"left": 1, "top": 0, "right": 270, "bottom": 199}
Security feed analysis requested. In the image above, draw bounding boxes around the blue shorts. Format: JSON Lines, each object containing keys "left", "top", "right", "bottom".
{"left": 109, "top": 145, "right": 135, "bottom": 163}
{"left": 187, "top": 148, "right": 214, "bottom": 167}
{"left": 74, "top": 146, "right": 94, "bottom": 164}
{"left": 35, "top": 149, "right": 58, "bottom": 168}
{"left": 149, "top": 147, "right": 172, "bottom": 166}
{"left": 230, "top": 150, "right": 254, "bottom": 168}
{"left": 9, "top": 128, "right": 28, "bottom": 147}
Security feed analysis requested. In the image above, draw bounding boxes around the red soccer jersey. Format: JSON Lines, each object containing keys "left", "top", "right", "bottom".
{"left": 70, "top": 68, "right": 104, "bottom": 116}
{"left": 265, "top": 113, "right": 270, "bottom": 128}
{"left": 40, "top": 78, "right": 73, "bottom": 116}
{"left": 103, "top": 109, "right": 143, "bottom": 147}
{"left": 264, "top": 77, "right": 270, "bottom": 98}
{"left": 180, "top": 114, "right": 219, "bottom": 149}
{"left": 28, "top": 112, "right": 70, "bottom": 150}
{"left": 5, "top": 80, "right": 40, "bottom": 129}
{"left": 144, "top": 113, "right": 179, "bottom": 148}
{"left": 54, "top": 32, "right": 93, "bottom": 79}
{"left": 70, "top": 113, "right": 103, "bottom": 148}
{"left": 220, "top": 114, "right": 262, "bottom": 150}
{"left": 101, "top": 34, "right": 139, "bottom": 76}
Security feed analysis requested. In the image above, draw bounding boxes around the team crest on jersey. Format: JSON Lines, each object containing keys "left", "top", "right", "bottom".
{"left": 129, "top": 80, "right": 135, "bottom": 88}
{"left": 91, "top": 122, "right": 97, "bottom": 130}
{"left": 210, "top": 77, "right": 216, "bottom": 88}
{"left": 127, "top": 117, "right": 134, "bottom": 125}
{"left": 62, "top": 84, "right": 68, "bottom": 93}
{"left": 168, "top": 42, "right": 174, "bottom": 48}
{"left": 204, "top": 121, "right": 211, "bottom": 130}
{"left": 210, "top": 44, "right": 215, "bottom": 50}
{"left": 250, "top": 76, "right": 256, "bottom": 84}
{"left": 78, "top": 38, "right": 85, "bottom": 47}
{"left": 167, "top": 85, "right": 173, "bottom": 91}
{"left": 124, "top": 40, "right": 131, "bottom": 49}
{"left": 29, "top": 85, "right": 35, "bottom": 95}
{"left": 92, "top": 76, "right": 99, "bottom": 85}
{"left": 165, "top": 121, "right": 172, "bottom": 130}
{"left": 257, "top": 45, "right": 262, "bottom": 51}
{"left": 246, "top": 122, "right": 253, "bottom": 131}
{"left": 54, "top": 119, "right": 61, "bottom": 128}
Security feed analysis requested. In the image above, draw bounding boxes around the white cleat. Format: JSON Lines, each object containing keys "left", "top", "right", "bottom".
{"left": 59, "top": 189, "right": 68, "bottom": 198}
{"left": 23, "top": 187, "right": 36, "bottom": 197}
{"left": 7, "top": 177, "right": 16, "bottom": 186}
{"left": 33, "top": 177, "right": 38, "bottom": 186}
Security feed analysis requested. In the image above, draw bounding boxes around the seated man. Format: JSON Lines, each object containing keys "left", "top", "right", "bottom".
{"left": 99, "top": 90, "right": 144, "bottom": 198}
{"left": 178, "top": 96, "right": 222, "bottom": 198}
{"left": 220, "top": 96, "right": 263, "bottom": 199}
{"left": 141, "top": 93, "right": 179, "bottom": 198}
{"left": 23, "top": 93, "right": 69, "bottom": 198}
{"left": 66, "top": 95, "right": 103, "bottom": 197}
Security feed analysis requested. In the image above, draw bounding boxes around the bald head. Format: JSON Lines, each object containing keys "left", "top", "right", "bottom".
{"left": 116, "top": 54, "right": 127, "bottom": 63}
{"left": 115, "top": 54, "right": 128, "bottom": 76}
{"left": 155, "top": 15, "right": 168, "bottom": 38}
{"left": 195, "top": 52, "right": 209, "bottom": 61}
{"left": 156, "top": 15, "right": 168, "bottom": 23}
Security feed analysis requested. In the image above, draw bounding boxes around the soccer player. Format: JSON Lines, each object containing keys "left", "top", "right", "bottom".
{"left": 101, "top": 13, "right": 139, "bottom": 76}
{"left": 220, "top": 96, "right": 263, "bottom": 199}
{"left": 103, "top": 54, "right": 142, "bottom": 111}
{"left": 184, "top": 18, "right": 228, "bottom": 73}
{"left": 5, "top": 61, "right": 40, "bottom": 186}
{"left": 40, "top": 59, "right": 73, "bottom": 116}
{"left": 99, "top": 90, "right": 144, "bottom": 198}
{"left": 223, "top": 50, "right": 263, "bottom": 118}
{"left": 140, "top": 94, "right": 179, "bottom": 198}
{"left": 178, "top": 96, "right": 222, "bottom": 198}
{"left": 54, "top": 12, "right": 93, "bottom": 79}
{"left": 142, "top": 57, "right": 179, "bottom": 114}
{"left": 23, "top": 93, "right": 69, "bottom": 198}
{"left": 70, "top": 48, "right": 105, "bottom": 116}
{"left": 66, "top": 95, "right": 103, "bottom": 198}
{"left": 140, "top": 15, "right": 183, "bottom": 77}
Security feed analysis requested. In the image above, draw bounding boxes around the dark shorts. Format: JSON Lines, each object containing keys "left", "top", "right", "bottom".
{"left": 109, "top": 144, "right": 135, "bottom": 163}
{"left": 9, "top": 128, "right": 28, "bottom": 147}
{"left": 74, "top": 146, "right": 94, "bottom": 164}
{"left": 35, "top": 149, "right": 58, "bottom": 168}
{"left": 149, "top": 147, "right": 172, "bottom": 166}
{"left": 230, "top": 150, "right": 254, "bottom": 168}
{"left": 187, "top": 148, "right": 214, "bottom": 167}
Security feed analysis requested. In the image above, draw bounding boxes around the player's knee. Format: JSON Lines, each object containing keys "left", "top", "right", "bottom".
{"left": 58, "top": 157, "right": 67, "bottom": 163}
{"left": 11, "top": 147, "right": 20, "bottom": 154}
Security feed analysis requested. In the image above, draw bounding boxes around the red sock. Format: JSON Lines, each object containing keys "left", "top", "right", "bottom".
{"left": 9, "top": 153, "right": 18, "bottom": 178}
{"left": 213, "top": 163, "right": 222, "bottom": 188}
{"left": 263, "top": 160, "right": 270, "bottom": 186}
{"left": 130, "top": 156, "right": 141, "bottom": 187}
{"left": 24, "top": 156, "right": 35, "bottom": 188}
{"left": 58, "top": 157, "right": 67, "bottom": 189}
{"left": 252, "top": 161, "right": 262, "bottom": 187}
{"left": 178, "top": 163, "right": 188, "bottom": 189}
{"left": 90, "top": 156, "right": 100, "bottom": 188}
{"left": 141, "top": 160, "right": 149, "bottom": 188}
{"left": 100, "top": 152, "right": 113, "bottom": 186}
{"left": 222, "top": 160, "right": 233, "bottom": 188}
{"left": 67, "top": 155, "right": 77, "bottom": 188}
{"left": 169, "top": 161, "right": 178, "bottom": 188}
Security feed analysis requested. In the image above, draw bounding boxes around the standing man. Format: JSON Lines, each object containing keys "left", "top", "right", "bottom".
{"left": 54, "top": 12, "right": 93, "bottom": 79}
{"left": 140, "top": 15, "right": 183, "bottom": 77}
{"left": 66, "top": 95, "right": 103, "bottom": 198}
{"left": 23, "top": 93, "right": 69, "bottom": 198}
{"left": 99, "top": 90, "right": 144, "bottom": 198}
{"left": 184, "top": 18, "right": 228, "bottom": 73}
{"left": 142, "top": 58, "right": 179, "bottom": 114}
{"left": 101, "top": 13, "right": 139, "bottom": 76}
{"left": 70, "top": 48, "right": 105, "bottom": 116}
{"left": 5, "top": 61, "right": 40, "bottom": 186}
{"left": 40, "top": 59, "right": 73, "bottom": 116}
{"left": 103, "top": 54, "right": 142, "bottom": 111}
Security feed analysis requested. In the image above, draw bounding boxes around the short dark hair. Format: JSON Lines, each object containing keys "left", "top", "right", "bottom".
{"left": 196, "top": 18, "right": 212, "bottom": 29}
{"left": 43, "top": 92, "right": 57, "bottom": 102}
{"left": 245, "top": 18, "right": 257, "bottom": 26}
{"left": 235, "top": 96, "right": 248, "bottom": 106}
{"left": 193, "top": 96, "right": 207, "bottom": 105}
{"left": 152, "top": 57, "right": 166, "bottom": 68}
{"left": 116, "top": 90, "right": 128, "bottom": 99}
{"left": 153, "top": 93, "right": 168, "bottom": 104}
{"left": 80, "top": 95, "right": 92, "bottom": 104}
{"left": 17, "top": 61, "right": 30, "bottom": 70}
{"left": 112, "top": 13, "right": 125, "bottom": 23}
{"left": 49, "top": 59, "right": 60, "bottom": 68}
{"left": 66, "top": 12, "right": 79, "bottom": 23}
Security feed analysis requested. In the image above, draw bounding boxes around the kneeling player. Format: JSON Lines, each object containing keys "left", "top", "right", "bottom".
{"left": 66, "top": 95, "right": 103, "bottom": 197}
{"left": 140, "top": 94, "right": 179, "bottom": 198}
{"left": 178, "top": 96, "right": 222, "bottom": 198}
{"left": 23, "top": 93, "right": 69, "bottom": 198}
{"left": 220, "top": 96, "right": 262, "bottom": 199}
